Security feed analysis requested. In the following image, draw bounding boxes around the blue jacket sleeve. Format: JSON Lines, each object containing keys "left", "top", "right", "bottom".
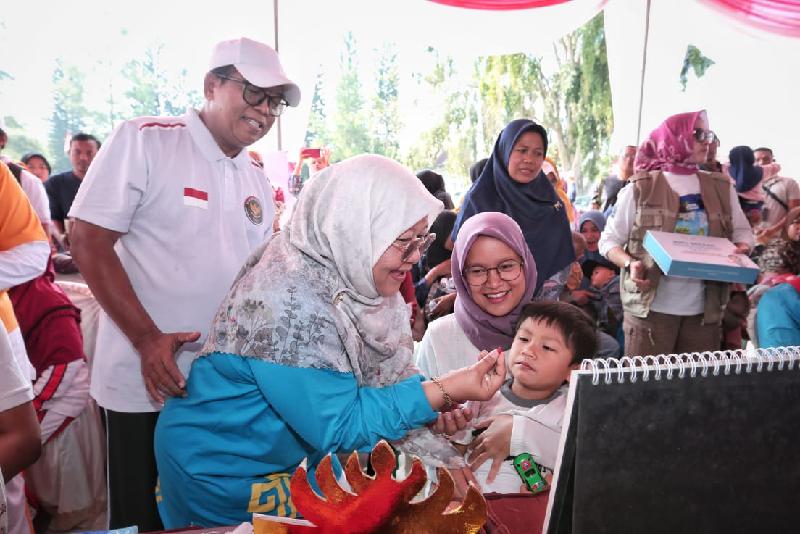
{"left": 248, "top": 360, "right": 437, "bottom": 454}
{"left": 757, "top": 285, "right": 800, "bottom": 348}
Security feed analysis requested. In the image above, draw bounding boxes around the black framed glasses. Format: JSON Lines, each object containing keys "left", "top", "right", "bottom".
{"left": 693, "top": 128, "right": 716, "bottom": 143}
{"left": 464, "top": 260, "right": 524, "bottom": 286}
{"left": 392, "top": 233, "right": 436, "bottom": 263}
{"left": 216, "top": 74, "right": 288, "bottom": 117}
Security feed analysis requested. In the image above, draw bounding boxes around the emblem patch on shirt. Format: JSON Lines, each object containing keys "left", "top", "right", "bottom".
{"left": 244, "top": 196, "right": 264, "bottom": 225}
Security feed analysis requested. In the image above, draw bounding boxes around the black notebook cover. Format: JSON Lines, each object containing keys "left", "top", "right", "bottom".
{"left": 544, "top": 349, "right": 800, "bottom": 534}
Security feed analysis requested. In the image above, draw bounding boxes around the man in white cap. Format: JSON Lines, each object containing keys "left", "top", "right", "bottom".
{"left": 69, "top": 37, "right": 300, "bottom": 530}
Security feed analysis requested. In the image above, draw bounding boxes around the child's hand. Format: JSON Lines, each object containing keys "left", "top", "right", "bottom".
{"left": 429, "top": 405, "right": 473, "bottom": 435}
{"left": 450, "top": 467, "right": 481, "bottom": 499}
{"left": 467, "top": 414, "right": 513, "bottom": 484}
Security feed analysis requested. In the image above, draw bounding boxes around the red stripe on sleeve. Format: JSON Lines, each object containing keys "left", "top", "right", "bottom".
{"left": 33, "top": 363, "right": 67, "bottom": 411}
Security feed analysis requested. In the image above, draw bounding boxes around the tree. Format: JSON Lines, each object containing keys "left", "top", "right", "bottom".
{"left": 330, "top": 32, "right": 371, "bottom": 161}
{"left": 407, "top": 12, "right": 613, "bottom": 194}
{"left": 304, "top": 70, "right": 329, "bottom": 147}
{"left": 404, "top": 48, "right": 480, "bottom": 191}
{"left": 369, "top": 44, "right": 402, "bottom": 159}
{"left": 122, "top": 44, "right": 202, "bottom": 118}
{"left": 48, "top": 60, "right": 90, "bottom": 172}
{"left": 2, "top": 116, "right": 48, "bottom": 161}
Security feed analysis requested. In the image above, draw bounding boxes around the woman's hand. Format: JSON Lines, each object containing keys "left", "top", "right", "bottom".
{"left": 629, "top": 260, "right": 651, "bottom": 290}
{"left": 425, "top": 259, "right": 453, "bottom": 286}
{"left": 427, "top": 292, "right": 456, "bottom": 320}
{"left": 444, "top": 349, "right": 506, "bottom": 403}
{"left": 429, "top": 405, "right": 473, "bottom": 435}
{"left": 422, "top": 349, "right": 505, "bottom": 410}
{"left": 467, "top": 414, "right": 513, "bottom": 484}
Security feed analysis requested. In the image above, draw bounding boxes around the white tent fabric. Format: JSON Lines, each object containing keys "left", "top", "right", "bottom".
{"left": 605, "top": 0, "right": 800, "bottom": 175}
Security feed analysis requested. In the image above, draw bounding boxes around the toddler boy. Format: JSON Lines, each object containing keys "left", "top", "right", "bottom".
{"left": 450, "top": 301, "right": 597, "bottom": 493}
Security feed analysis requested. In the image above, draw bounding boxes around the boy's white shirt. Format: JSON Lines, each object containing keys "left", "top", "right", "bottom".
{"left": 452, "top": 382, "right": 569, "bottom": 493}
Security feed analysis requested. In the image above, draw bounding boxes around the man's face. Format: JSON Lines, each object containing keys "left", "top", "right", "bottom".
{"left": 754, "top": 150, "right": 774, "bottom": 166}
{"left": 69, "top": 140, "right": 99, "bottom": 178}
{"left": 204, "top": 69, "right": 279, "bottom": 156}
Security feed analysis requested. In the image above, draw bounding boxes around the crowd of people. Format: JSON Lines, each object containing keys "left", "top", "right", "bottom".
{"left": 2, "top": 35, "right": 799, "bottom": 534}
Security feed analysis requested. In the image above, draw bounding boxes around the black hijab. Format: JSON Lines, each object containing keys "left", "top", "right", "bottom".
{"left": 451, "top": 119, "right": 574, "bottom": 292}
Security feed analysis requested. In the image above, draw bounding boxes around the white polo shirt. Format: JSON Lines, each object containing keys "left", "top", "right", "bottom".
{"left": 69, "top": 109, "right": 275, "bottom": 412}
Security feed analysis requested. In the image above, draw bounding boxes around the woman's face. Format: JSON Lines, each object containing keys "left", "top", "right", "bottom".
{"left": 580, "top": 220, "right": 601, "bottom": 251}
{"left": 787, "top": 218, "right": 800, "bottom": 242}
{"left": 25, "top": 157, "right": 49, "bottom": 182}
{"left": 464, "top": 236, "right": 526, "bottom": 317}
{"left": 373, "top": 217, "right": 428, "bottom": 297}
{"left": 507, "top": 131, "right": 545, "bottom": 184}
{"left": 690, "top": 115, "right": 710, "bottom": 164}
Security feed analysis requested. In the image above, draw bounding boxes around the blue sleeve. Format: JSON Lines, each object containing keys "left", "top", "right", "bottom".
{"left": 248, "top": 360, "right": 437, "bottom": 454}
{"left": 757, "top": 286, "right": 800, "bottom": 348}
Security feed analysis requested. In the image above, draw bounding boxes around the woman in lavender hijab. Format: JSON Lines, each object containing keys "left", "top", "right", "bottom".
{"left": 416, "top": 211, "right": 537, "bottom": 380}
{"left": 417, "top": 211, "right": 573, "bottom": 488}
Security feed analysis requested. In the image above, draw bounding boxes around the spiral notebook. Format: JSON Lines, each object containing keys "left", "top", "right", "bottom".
{"left": 543, "top": 347, "right": 800, "bottom": 534}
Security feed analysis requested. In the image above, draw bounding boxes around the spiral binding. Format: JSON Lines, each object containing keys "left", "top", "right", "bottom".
{"left": 580, "top": 346, "right": 800, "bottom": 385}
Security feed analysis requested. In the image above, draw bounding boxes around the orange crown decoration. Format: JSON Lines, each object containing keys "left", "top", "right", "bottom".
{"left": 254, "top": 440, "right": 487, "bottom": 534}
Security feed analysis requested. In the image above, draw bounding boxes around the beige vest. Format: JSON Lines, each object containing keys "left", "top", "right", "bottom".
{"left": 620, "top": 170, "right": 734, "bottom": 324}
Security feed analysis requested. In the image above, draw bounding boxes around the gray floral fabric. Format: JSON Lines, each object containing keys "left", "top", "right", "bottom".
{"left": 201, "top": 155, "right": 464, "bottom": 467}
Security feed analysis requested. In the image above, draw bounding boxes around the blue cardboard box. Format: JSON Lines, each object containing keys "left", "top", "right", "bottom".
{"left": 643, "top": 230, "right": 758, "bottom": 284}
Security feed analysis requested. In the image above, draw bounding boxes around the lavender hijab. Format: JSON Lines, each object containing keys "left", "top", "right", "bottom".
{"left": 452, "top": 212, "right": 537, "bottom": 350}
{"left": 635, "top": 110, "right": 707, "bottom": 175}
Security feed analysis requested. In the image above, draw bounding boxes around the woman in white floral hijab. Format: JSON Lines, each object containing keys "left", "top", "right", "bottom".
{"left": 154, "top": 155, "right": 506, "bottom": 528}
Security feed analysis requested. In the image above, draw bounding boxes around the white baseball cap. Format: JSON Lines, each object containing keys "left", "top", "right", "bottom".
{"left": 209, "top": 37, "right": 301, "bottom": 107}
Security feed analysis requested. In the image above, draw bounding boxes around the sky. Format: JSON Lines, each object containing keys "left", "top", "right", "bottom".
{"left": 2, "top": 0, "right": 799, "bottom": 183}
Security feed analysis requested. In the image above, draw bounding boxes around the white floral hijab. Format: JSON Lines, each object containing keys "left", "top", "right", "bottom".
{"left": 202, "top": 155, "right": 463, "bottom": 466}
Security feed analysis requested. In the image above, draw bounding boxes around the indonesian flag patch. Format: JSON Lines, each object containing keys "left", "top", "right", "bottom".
{"left": 183, "top": 187, "right": 209, "bottom": 209}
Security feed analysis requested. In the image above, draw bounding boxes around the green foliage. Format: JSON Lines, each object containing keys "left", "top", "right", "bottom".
{"left": 43, "top": 44, "right": 203, "bottom": 173}
{"left": 404, "top": 48, "right": 479, "bottom": 189}
{"left": 122, "top": 44, "right": 202, "bottom": 117}
{"left": 48, "top": 60, "right": 90, "bottom": 172}
{"left": 2, "top": 116, "right": 48, "bottom": 161}
{"left": 305, "top": 71, "right": 329, "bottom": 147}
{"left": 404, "top": 11, "right": 612, "bottom": 194}
{"left": 566, "top": 13, "right": 614, "bottom": 188}
{"left": 680, "top": 44, "right": 715, "bottom": 91}
{"left": 330, "top": 32, "right": 371, "bottom": 161}
{"left": 369, "top": 43, "right": 402, "bottom": 160}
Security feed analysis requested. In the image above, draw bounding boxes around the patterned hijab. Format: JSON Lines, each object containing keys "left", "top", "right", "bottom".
{"left": 201, "top": 155, "right": 465, "bottom": 466}
{"left": 635, "top": 110, "right": 707, "bottom": 175}
{"left": 782, "top": 207, "right": 800, "bottom": 241}
{"left": 452, "top": 212, "right": 537, "bottom": 351}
